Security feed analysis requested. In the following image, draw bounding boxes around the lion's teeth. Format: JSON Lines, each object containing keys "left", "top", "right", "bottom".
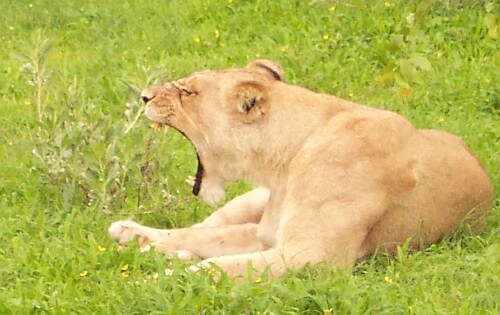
{"left": 153, "top": 122, "right": 163, "bottom": 131}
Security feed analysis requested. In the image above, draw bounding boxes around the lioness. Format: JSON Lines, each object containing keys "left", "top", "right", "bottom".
{"left": 109, "top": 59, "right": 493, "bottom": 280}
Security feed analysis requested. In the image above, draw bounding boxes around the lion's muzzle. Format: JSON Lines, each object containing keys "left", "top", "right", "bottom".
{"left": 141, "top": 84, "right": 181, "bottom": 127}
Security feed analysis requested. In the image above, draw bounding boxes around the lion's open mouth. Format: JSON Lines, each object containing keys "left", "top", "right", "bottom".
{"left": 149, "top": 117, "right": 206, "bottom": 199}
{"left": 155, "top": 122, "right": 205, "bottom": 197}
{"left": 192, "top": 154, "right": 204, "bottom": 196}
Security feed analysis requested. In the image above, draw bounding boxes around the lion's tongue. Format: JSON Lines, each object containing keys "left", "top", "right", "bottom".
{"left": 153, "top": 122, "right": 164, "bottom": 131}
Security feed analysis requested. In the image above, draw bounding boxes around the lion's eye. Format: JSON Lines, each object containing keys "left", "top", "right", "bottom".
{"left": 172, "top": 82, "right": 197, "bottom": 96}
{"left": 181, "top": 88, "right": 197, "bottom": 96}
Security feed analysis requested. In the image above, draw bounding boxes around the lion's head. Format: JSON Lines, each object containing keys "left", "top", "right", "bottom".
{"left": 141, "top": 60, "right": 285, "bottom": 204}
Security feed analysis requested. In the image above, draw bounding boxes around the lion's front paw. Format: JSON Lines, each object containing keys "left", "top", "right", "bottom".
{"left": 108, "top": 220, "right": 144, "bottom": 245}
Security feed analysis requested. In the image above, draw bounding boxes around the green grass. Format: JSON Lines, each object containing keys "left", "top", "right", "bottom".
{"left": 1, "top": 0, "right": 498, "bottom": 313}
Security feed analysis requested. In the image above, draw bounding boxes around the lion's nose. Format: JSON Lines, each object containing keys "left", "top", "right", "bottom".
{"left": 141, "top": 96, "right": 150, "bottom": 104}
{"left": 141, "top": 94, "right": 155, "bottom": 104}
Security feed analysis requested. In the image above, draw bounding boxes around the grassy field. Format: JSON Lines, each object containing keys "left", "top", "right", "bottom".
{"left": 1, "top": 0, "right": 498, "bottom": 313}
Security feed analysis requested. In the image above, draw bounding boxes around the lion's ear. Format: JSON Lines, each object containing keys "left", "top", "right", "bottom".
{"left": 229, "top": 81, "right": 270, "bottom": 124}
{"left": 244, "top": 59, "right": 284, "bottom": 81}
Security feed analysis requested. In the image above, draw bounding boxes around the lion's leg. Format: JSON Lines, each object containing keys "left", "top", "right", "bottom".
{"left": 195, "top": 205, "right": 372, "bottom": 281}
{"left": 197, "top": 249, "right": 286, "bottom": 280}
{"left": 109, "top": 220, "right": 267, "bottom": 259}
{"left": 195, "top": 245, "right": 331, "bottom": 281}
{"left": 195, "top": 237, "right": 365, "bottom": 281}
{"left": 192, "top": 187, "right": 269, "bottom": 228}
{"left": 108, "top": 187, "right": 268, "bottom": 256}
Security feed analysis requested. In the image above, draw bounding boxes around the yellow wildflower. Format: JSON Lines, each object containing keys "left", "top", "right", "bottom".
{"left": 121, "top": 272, "right": 129, "bottom": 278}
{"left": 255, "top": 277, "right": 262, "bottom": 283}
{"left": 214, "top": 30, "right": 220, "bottom": 38}
{"left": 121, "top": 264, "right": 129, "bottom": 271}
{"left": 384, "top": 276, "right": 393, "bottom": 283}
{"left": 80, "top": 271, "right": 88, "bottom": 277}
{"left": 194, "top": 37, "right": 201, "bottom": 43}
{"left": 98, "top": 245, "right": 106, "bottom": 252}
{"left": 9, "top": 26, "right": 15, "bottom": 31}
{"left": 323, "top": 308, "right": 333, "bottom": 314}
{"left": 436, "top": 51, "right": 443, "bottom": 57}
{"left": 384, "top": 2, "right": 391, "bottom": 7}
{"left": 438, "top": 116, "right": 445, "bottom": 122}
{"left": 329, "top": 6, "right": 336, "bottom": 13}
{"left": 147, "top": 46, "right": 151, "bottom": 50}
{"left": 29, "top": 3, "right": 33, "bottom": 8}
{"left": 323, "top": 34, "right": 330, "bottom": 40}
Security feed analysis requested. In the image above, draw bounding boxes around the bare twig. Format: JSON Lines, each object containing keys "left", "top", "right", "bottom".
{"left": 136, "top": 131, "right": 156, "bottom": 208}
{"left": 124, "top": 103, "right": 145, "bottom": 134}
{"left": 114, "top": 210, "right": 156, "bottom": 216}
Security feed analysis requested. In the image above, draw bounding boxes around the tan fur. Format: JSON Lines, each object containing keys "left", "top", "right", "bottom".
{"left": 110, "top": 60, "right": 493, "bottom": 281}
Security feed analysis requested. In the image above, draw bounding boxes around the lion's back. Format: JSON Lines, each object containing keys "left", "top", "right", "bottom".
{"left": 294, "top": 107, "right": 493, "bottom": 257}
{"left": 357, "top": 126, "right": 493, "bottom": 257}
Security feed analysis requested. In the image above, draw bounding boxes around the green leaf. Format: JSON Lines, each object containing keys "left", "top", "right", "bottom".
{"left": 398, "top": 59, "right": 417, "bottom": 82}
{"left": 375, "top": 72, "right": 394, "bottom": 85}
{"left": 32, "top": 148, "right": 44, "bottom": 162}
{"left": 393, "top": 73, "right": 409, "bottom": 88}
{"left": 11, "top": 53, "right": 31, "bottom": 64}
{"left": 485, "top": 2, "right": 495, "bottom": 13}
{"left": 82, "top": 150, "right": 100, "bottom": 168}
{"left": 484, "top": 13, "right": 497, "bottom": 28}
{"left": 105, "top": 141, "right": 116, "bottom": 161}
{"left": 61, "top": 149, "right": 73, "bottom": 160}
{"left": 410, "top": 54, "right": 432, "bottom": 71}
{"left": 488, "top": 24, "right": 498, "bottom": 39}
{"left": 106, "top": 163, "right": 121, "bottom": 185}
{"left": 389, "top": 34, "right": 405, "bottom": 51}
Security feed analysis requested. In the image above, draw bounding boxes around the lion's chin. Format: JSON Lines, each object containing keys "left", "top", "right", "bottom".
{"left": 199, "top": 184, "right": 225, "bottom": 205}
{"left": 192, "top": 153, "right": 225, "bottom": 205}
